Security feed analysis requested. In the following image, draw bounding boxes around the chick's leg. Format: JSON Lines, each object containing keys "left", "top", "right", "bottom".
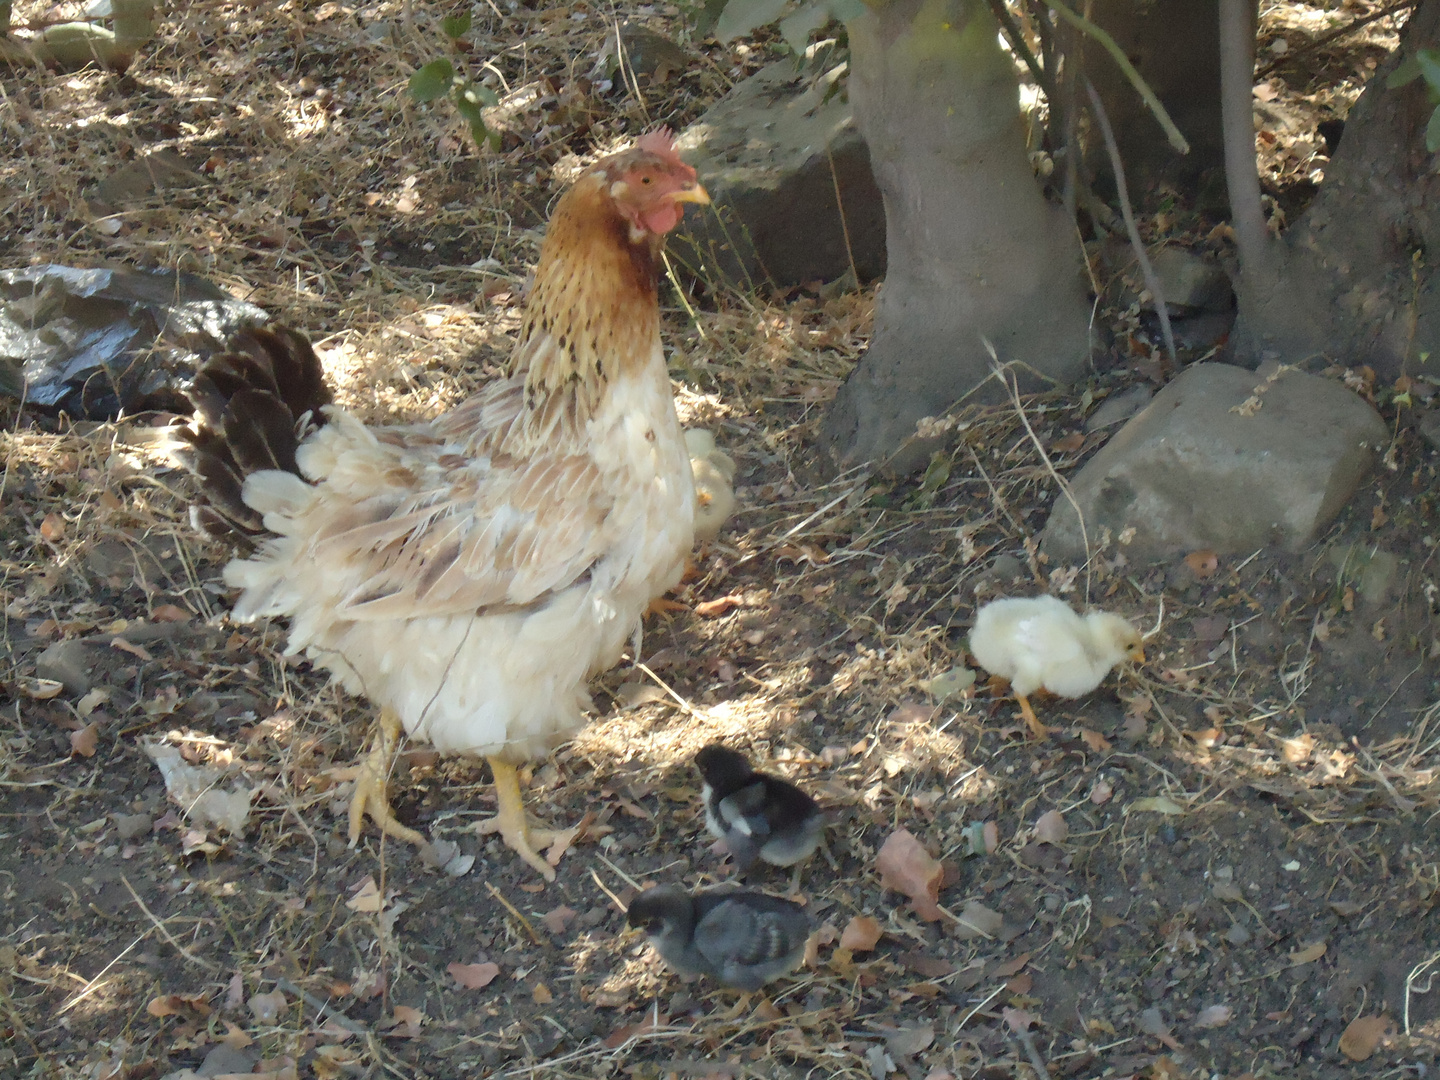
{"left": 476, "top": 758, "right": 563, "bottom": 882}
{"left": 347, "top": 708, "right": 429, "bottom": 849}
{"left": 1015, "top": 694, "right": 1052, "bottom": 741}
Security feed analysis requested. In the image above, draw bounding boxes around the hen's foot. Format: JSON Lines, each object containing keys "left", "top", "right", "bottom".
{"left": 347, "top": 708, "right": 429, "bottom": 849}
{"left": 1015, "top": 694, "right": 1052, "bottom": 741}
{"left": 475, "top": 758, "right": 562, "bottom": 881}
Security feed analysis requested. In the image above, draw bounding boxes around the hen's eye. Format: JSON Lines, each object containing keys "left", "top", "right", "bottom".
{"left": 640, "top": 175, "right": 653, "bottom": 184}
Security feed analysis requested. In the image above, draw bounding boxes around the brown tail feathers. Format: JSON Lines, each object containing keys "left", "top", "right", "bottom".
{"left": 174, "top": 325, "right": 333, "bottom": 538}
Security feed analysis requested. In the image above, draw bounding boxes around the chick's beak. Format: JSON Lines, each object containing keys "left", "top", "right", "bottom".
{"left": 1129, "top": 645, "right": 1146, "bottom": 664}
{"left": 670, "top": 182, "right": 710, "bottom": 206}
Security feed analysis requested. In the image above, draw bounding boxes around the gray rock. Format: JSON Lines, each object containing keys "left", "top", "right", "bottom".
{"left": 674, "top": 61, "right": 884, "bottom": 290}
{"left": 1084, "top": 385, "right": 1154, "bottom": 432}
{"left": 36, "top": 639, "right": 101, "bottom": 696}
{"left": 1149, "top": 246, "right": 1233, "bottom": 313}
{"left": 1418, "top": 407, "right": 1440, "bottom": 450}
{"left": 1042, "top": 363, "right": 1387, "bottom": 562}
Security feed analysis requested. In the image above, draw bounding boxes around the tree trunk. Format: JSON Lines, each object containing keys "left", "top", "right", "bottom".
{"left": 1085, "top": 0, "right": 1227, "bottom": 208}
{"left": 1233, "top": 0, "right": 1440, "bottom": 378}
{"left": 821, "top": 0, "right": 1091, "bottom": 475}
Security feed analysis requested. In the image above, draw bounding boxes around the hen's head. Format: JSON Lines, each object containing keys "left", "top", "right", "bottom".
{"left": 590, "top": 128, "right": 710, "bottom": 240}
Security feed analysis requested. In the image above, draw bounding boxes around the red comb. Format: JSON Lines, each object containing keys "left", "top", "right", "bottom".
{"left": 635, "top": 127, "right": 679, "bottom": 159}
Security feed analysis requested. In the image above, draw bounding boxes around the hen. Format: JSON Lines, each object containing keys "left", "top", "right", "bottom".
{"left": 178, "top": 130, "right": 709, "bottom": 880}
{"left": 969, "top": 595, "right": 1144, "bottom": 739}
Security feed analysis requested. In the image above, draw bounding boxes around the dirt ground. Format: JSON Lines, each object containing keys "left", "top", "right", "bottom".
{"left": 3, "top": 2, "right": 1439, "bottom": 1079}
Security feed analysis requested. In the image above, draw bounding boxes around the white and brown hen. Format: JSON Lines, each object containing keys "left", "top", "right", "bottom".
{"left": 178, "top": 130, "right": 709, "bottom": 880}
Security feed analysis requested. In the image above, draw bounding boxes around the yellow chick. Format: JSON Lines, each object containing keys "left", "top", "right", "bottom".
{"left": 969, "top": 595, "right": 1144, "bottom": 739}
{"left": 685, "top": 428, "right": 737, "bottom": 544}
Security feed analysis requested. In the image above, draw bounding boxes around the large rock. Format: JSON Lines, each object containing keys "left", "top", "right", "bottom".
{"left": 673, "top": 61, "right": 885, "bottom": 290}
{"left": 1042, "top": 363, "right": 1387, "bottom": 562}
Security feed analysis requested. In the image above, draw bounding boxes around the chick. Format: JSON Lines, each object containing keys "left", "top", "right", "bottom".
{"left": 969, "top": 595, "right": 1144, "bottom": 739}
{"left": 694, "top": 744, "right": 824, "bottom": 874}
{"left": 685, "top": 428, "right": 737, "bottom": 544}
{"left": 626, "top": 886, "right": 812, "bottom": 991}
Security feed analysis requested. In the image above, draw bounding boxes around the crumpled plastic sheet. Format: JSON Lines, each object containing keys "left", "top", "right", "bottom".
{"left": 0, "top": 264, "right": 268, "bottom": 418}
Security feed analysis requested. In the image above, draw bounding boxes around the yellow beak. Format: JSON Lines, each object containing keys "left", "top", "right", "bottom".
{"left": 670, "top": 183, "right": 711, "bottom": 206}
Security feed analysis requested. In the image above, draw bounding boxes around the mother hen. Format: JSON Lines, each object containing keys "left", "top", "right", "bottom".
{"left": 179, "top": 130, "right": 708, "bottom": 880}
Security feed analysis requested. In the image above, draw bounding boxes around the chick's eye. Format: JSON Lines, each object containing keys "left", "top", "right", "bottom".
{"left": 640, "top": 174, "right": 653, "bottom": 185}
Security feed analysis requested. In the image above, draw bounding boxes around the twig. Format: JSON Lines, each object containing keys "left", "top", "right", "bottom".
{"left": 1082, "top": 79, "right": 1177, "bottom": 366}
{"left": 273, "top": 975, "right": 369, "bottom": 1036}
{"left": 1034, "top": 0, "right": 1189, "bottom": 153}
{"left": 1013, "top": 1024, "right": 1051, "bottom": 1078}
{"left": 634, "top": 661, "right": 707, "bottom": 721}
{"left": 121, "top": 874, "right": 218, "bottom": 972}
{"left": 485, "top": 881, "right": 545, "bottom": 946}
{"left": 986, "top": 0, "right": 1056, "bottom": 104}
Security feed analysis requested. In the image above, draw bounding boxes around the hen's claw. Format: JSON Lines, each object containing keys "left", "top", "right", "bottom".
{"left": 1015, "top": 694, "right": 1052, "bottom": 741}
{"left": 476, "top": 758, "right": 561, "bottom": 881}
{"left": 348, "top": 708, "right": 429, "bottom": 849}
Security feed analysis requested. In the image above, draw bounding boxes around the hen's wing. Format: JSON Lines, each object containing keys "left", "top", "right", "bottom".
{"left": 250, "top": 402, "right": 620, "bottom": 622}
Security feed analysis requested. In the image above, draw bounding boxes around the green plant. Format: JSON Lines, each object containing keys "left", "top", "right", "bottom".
{"left": 408, "top": 12, "right": 501, "bottom": 151}
{"left": 1386, "top": 47, "right": 1440, "bottom": 152}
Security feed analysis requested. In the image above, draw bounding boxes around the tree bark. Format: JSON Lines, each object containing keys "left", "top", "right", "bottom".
{"left": 1233, "top": 0, "right": 1440, "bottom": 377}
{"left": 821, "top": 0, "right": 1091, "bottom": 474}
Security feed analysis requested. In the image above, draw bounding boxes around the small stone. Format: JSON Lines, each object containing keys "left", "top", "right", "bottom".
{"left": 113, "top": 813, "right": 152, "bottom": 840}
{"left": 36, "top": 639, "right": 100, "bottom": 696}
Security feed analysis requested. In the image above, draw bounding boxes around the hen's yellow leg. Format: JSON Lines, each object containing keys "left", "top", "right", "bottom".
{"left": 1015, "top": 694, "right": 1052, "bottom": 741}
{"left": 476, "top": 758, "right": 563, "bottom": 882}
{"left": 347, "top": 708, "right": 429, "bottom": 849}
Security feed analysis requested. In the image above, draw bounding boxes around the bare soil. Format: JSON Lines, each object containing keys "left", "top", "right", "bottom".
{"left": 2, "top": 2, "right": 1438, "bottom": 1080}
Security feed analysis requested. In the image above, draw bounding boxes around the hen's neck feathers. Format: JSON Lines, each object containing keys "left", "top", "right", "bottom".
{"left": 504, "top": 171, "right": 665, "bottom": 448}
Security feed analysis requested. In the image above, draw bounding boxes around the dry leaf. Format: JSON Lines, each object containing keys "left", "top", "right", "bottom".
{"left": 1195, "top": 1004, "right": 1232, "bottom": 1028}
{"left": 70, "top": 722, "right": 99, "bottom": 758}
{"left": 18, "top": 676, "right": 64, "bottom": 700}
{"left": 1137, "top": 1006, "right": 1182, "bottom": 1049}
{"left": 39, "top": 513, "right": 65, "bottom": 542}
{"left": 388, "top": 1005, "right": 423, "bottom": 1037}
{"left": 447, "top": 962, "right": 500, "bottom": 990}
{"left": 219, "top": 1020, "right": 253, "bottom": 1049}
{"left": 1002, "top": 1006, "right": 1035, "bottom": 1033}
{"left": 885, "top": 1023, "right": 935, "bottom": 1056}
{"left": 147, "top": 992, "right": 211, "bottom": 1018}
{"left": 1338, "top": 1014, "right": 1392, "bottom": 1061}
{"left": 346, "top": 877, "right": 383, "bottom": 913}
{"left": 1078, "top": 728, "right": 1111, "bottom": 752}
{"left": 1050, "top": 431, "right": 1085, "bottom": 453}
{"left": 541, "top": 906, "right": 577, "bottom": 935}
{"left": 1288, "top": 941, "right": 1326, "bottom": 966}
{"left": 876, "top": 829, "right": 944, "bottom": 921}
{"left": 693, "top": 594, "right": 743, "bottom": 617}
{"left": 1183, "top": 549, "right": 1219, "bottom": 578}
{"left": 1034, "top": 809, "right": 1068, "bottom": 845}
{"left": 248, "top": 990, "right": 288, "bottom": 1024}
{"left": 1090, "top": 779, "right": 1113, "bottom": 805}
{"left": 993, "top": 952, "right": 1031, "bottom": 978}
{"left": 531, "top": 982, "right": 553, "bottom": 1004}
{"left": 150, "top": 603, "right": 191, "bottom": 623}
{"left": 839, "top": 915, "right": 883, "bottom": 952}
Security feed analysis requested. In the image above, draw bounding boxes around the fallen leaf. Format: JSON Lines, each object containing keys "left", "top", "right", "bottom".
{"left": 1002, "top": 1006, "right": 1035, "bottom": 1033}
{"left": 18, "top": 676, "right": 64, "bottom": 700}
{"left": 70, "top": 723, "right": 99, "bottom": 758}
{"left": 993, "top": 952, "right": 1031, "bottom": 978}
{"left": 899, "top": 951, "right": 955, "bottom": 979}
{"left": 601, "top": 1010, "right": 668, "bottom": 1049}
{"left": 1137, "top": 1006, "right": 1182, "bottom": 1049}
{"left": 840, "top": 915, "right": 883, "bottom": 952}
{"left": 1288, "top": 941, "right": 1326, "bottom": 966}
{"left": 219, "top": 1020, "right": 253, "bottom": 1049}
{"left": 1077, "top": 728, "right": 1111, "bottom": 752}
{"left": 1338, "top": 1014, "right": 1392, "bottom": 1061}
{"left": 693, "top": 594, "right": 743, "bottom": 617}
{"left": 147, "top": 992, "right": 211, "bottom": 1018}
{"left": 39, "top": 513, "right": 65, "bottom": 542}
{"left": 150, "top": 603, "right": 191, "bottom": 623}
{"left": 1127, "top": 795, "right": 1186, "bottom": 815}
{"left": 346, "top": 877, "right": 383, "bottom": 913}
{"left": 541, "top": 905, "right": 577, "bottom": 935}
{"left": 248, "top": 989, "right": 288, "bottom": 1024}
{"left": 531, "top": 982, "right": 553, "bottom": 1004}
{"left": 1183, "top": 549, "right": 1219, "bottom": 578}
{"left": 1034, "top": 809, "right": 1068, "bottom": 845}
{"left": 876, "top": 829, "right": 945, "bottom": 921}
{"left": 885, "top": 1023, "right": 935, "bottom": 1056}
{"left": 1090, "top": 779, "right": 1113, "bottom": 805}
{"left": 448, "top": 962, "right": 500, "bottom": 990}
{"left": 953, "top": 900, "right": 1004, "bottom": 939}
{"left": 1195, "top": 1004, "right": 1232, "bottom": 1029}
{"left": 1006, "top": 972, "right": 1032, "bottom": 994}
{"left": 1051, "top": 431, "right": 1085, "bottom": 453}
{"left": 387, "top": 1005, "right": 423, "bottom": 1037}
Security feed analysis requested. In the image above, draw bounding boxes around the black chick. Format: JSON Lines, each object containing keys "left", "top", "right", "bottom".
{"left": 694, "top": 744, "right": 823, "bottom": 872}
{"left": 626, "top": 886, "right": 813, "bottom": 991}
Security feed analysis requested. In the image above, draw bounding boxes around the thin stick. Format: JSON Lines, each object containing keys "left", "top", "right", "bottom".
{"left": 273, "top": 975, "right": 369, "bottom": 1036}
{"left": 1034, "top": 0, "right": 1189, "bottom": 154}
{"left": 121, "top": 874, "right": 218, "bottom": 972}
{"left": 1013, "top": 1025, "right": 1051, "bottom": 1078}
{"left": 1083, "top": 78, "right": 1177, "bottom": 366}
{"left": 485, "top": 881, "right": 545, "bottom": 946}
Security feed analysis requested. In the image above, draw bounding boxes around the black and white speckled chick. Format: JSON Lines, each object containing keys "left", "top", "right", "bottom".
{"left": 626, "top": 886, "right": 813, "bottom": 990}
{"left": 694, "top": 744, "right": 823, "bottom": 871}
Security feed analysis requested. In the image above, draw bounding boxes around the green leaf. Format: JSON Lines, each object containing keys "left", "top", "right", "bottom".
{"left": 918, "top": 452, "right": 950, "bottom": 494}
{"left": 779, "top": 1, "right": 828, "bottom": 53}
{"left": 1415, "top": 47, "right": 1440, "bottom": 93}
{"left": 409, "top": 59, "right": 455, "bottom": 102}
{"left": 1426, "top": 104, "right": 1440, "bottom": 153}
{"left": 692, "top": 0, "right": 730, "bottom": 37}
{"left": 826, "top": 0, "right": 866, "bottom": 23}
{"left": 459, "top": 81, "right": 499, "bottom": 107}
{"left": 1387, "top": 55, "right": 1422, "bottom": 89}
{"left": 715, "top": 0, "right": 789, "bottom": 42}
{"left": 441, "top": 10, "right": 471, "bottom": 37}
